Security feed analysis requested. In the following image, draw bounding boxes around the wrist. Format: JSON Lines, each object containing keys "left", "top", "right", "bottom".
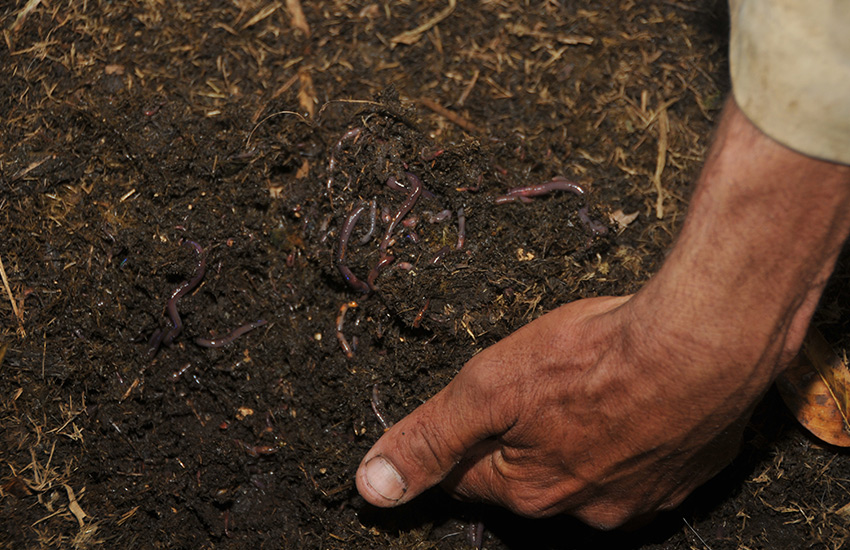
{"left": 628, "top": 98, "right": 850, "bottom": 387}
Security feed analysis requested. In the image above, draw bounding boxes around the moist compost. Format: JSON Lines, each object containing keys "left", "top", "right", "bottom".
{"left": 2, "top": 1, "right": 849, "bottom": 549}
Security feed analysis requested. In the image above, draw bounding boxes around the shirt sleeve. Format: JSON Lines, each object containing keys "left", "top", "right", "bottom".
{"left": 729, "top": 0, "right": 850, "bottom": 165}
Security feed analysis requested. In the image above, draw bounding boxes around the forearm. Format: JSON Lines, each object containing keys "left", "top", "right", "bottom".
{"left": 630, "top": 97, "right": 850, "bottom": 387}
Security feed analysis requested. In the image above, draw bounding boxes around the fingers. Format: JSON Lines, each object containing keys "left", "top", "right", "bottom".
{"left": 356, "top": 356, "right": 518, "bottom": 507}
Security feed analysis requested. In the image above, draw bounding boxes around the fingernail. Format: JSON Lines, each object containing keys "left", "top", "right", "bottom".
{"left": 363, "top": 456, "right": 406, "bottom": 502}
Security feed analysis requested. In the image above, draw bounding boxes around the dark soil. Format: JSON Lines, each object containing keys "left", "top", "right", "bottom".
{"left": 1, "top": 1, "right": 849, "bottom": 549}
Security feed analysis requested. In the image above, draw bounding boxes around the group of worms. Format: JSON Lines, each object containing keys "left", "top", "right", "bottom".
{"left": 327, "top": 124, "right": 608, "bottom": 364}
{"left": 146, "top": 240, "right": 266, "bottom": 359}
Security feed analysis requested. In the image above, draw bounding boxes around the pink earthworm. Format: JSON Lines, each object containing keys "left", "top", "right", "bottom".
{"left": 162, "top": 240, "right": 205, "bottom": 346}
{"left": 494, "top": 177, "right": 585, "bottom": 204}
{"left": 456, "top": 207, "right": 466, "bottom": 249}
{"left": 429, "top": 245, "right": 451, "bottom": 265}
{"left": 195, "top": 319, "right": 267, "bottom": 348}
{"left": 401, "top": 215, "right": 419, "bottom": 228}
{"left": 367, "top": 254, "right": 395, "bottom": 290}
{"left": 336, "top": 301, "right": 358, "bottom": 358}
{"left": 380, "top": 172, "right": 422, "bottom": 252}
{"left": 412, "top": 298, "right": 430, "bottom": 328}
{"left": 371, "top": 384, "right": 392, "bottom": 431}
{"left": 425, "top": 209, "right": 452, "bottom": 223}
{"left": 385, "top": 175, "right": 407, "bottom": 192}
{"left": 326, "top": 127, "right": 362, "bottom": 191}
{"left": 578, "top": 206, "right": 609, "bottom": 236}
{"left": 336, "top": 202, "right": 371, "bottom": 293}
{"left": 170, "top": 362, "right": 192, "bottom": 382}
{"left": 358, "top": 200, "right": 378, "bottom": 245}
{"left": 468, "top": 520, "right": 485, "bottom": 549}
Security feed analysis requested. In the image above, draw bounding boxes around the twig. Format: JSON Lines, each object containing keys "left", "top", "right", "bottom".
{"left": 390, "top": 0, "right": 456, "bottom": 47}
{"left": 245, "top": 110, "right": 312, "bottom": 146}
{"left": 683, "top": 518, "right": 713, "bottom": 550}
{"left": 418, "top": 97, "right": 482, "bottom": 135}
{"left": 0, "top": 253, "right": 25, "bottom": 337}
{"left": 456, "top": 69, "right": 479, "bottom": 107}
{"left": 652, "top": 107, "right": 669, "bottom": 219}
{"left": 315, "top": 99, "right": 420, "bottom": 131}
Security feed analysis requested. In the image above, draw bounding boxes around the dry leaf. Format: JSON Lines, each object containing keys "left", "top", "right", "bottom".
{"left": 776, "top": 326, "right": 850, "bottom": 447}
{"left": 63, "top": 484, "right": 88, "bottom": 527}
{"left": 609, "top": 209, "right": 639, "bottom": 232}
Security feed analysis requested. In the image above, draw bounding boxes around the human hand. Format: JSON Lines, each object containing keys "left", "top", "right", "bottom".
{"left": 356, "top": 294, "right": 759, "bottom": 529}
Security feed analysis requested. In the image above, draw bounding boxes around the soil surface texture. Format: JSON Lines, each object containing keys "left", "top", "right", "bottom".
{"left": 2, "top": 1, "right": 849, "bottom": 549}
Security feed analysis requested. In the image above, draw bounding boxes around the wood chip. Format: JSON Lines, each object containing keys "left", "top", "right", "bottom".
{"left": 285, "top": 0, "right": 311, "bottom": 36}
{"left": 63, "top": 484, "right": 88, "bottom": 528}
{"left": 298, "top": 69, "right": 316, "bottom": 118}
{"left": 609, "top": 209, "right": 640, "bottom": 232}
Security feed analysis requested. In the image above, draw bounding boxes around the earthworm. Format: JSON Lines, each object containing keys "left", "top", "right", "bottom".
{"left": 170, "top": 362, "right": 192, "bottom": 382}
{"left": 494, "top": 177, "right": 585, "bottom": 204}
{"left": 456, "top": 174, "right": 482, "bottom": 193}
{"left": 146, "top": 328, "right": 166, "bottom": 359}
{"left": 456, "top": 207, "right": 466, "bottom": 249}
{"left": 326, "top": 127, "right": 362, "bottom": 191}
{"left": 234, "top": 438, "right": 278, "bottom": 457}
{"left": 401, "top": 215, "right": 419, "bottom": 228}
{"left": 367, "top": 255, "right": 395, "bottom": 290}
{"left": 358, "top": 200, "right": 378, "bottom": 245}
{"left": 380, "top": 172, "right": 422, "bottom": 252}
{"left": 468, "top": 520, "right": 485, "bottom": 549}
{"left": 578, "top": 206, "right": 609, "bottom": 236}
{"left": 429, "top": 245, "right": 451, "bottom": 265}
{"left": 195, "top": 319, "right": 268, "bottom": 348}
{"left": 337, "top": 202, "right": 371, "bottom": 293}
{"left": 425, "top": 209, "right": 452, "bottom": 223}
{"left": 336, "top": 301, "right": 358, "bottom": 358}
{"left": 339, "top": 265, "right": 371, "bottom": 294}
{"left": 371, "top": 384, "right": 392, "bottom": 431}
{"left": 420, "top": 147, "right": 444, "bottom": 162}
{"left": 162, "top": 240, "right": 205, "bottom": 346}
{"left": 412, "top": 298, "right": 430, "bottom": 328}
{"left": 386, "top": 175, "right": 407, "bottom": 192}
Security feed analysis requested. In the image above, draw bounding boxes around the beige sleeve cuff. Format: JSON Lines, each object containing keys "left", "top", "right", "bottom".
{"left": 729, "top": 0, "right": 850, "bottom": 165}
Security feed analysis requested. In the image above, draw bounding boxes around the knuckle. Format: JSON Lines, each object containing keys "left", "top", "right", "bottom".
{"left": 502, "top": 485, "right": 570, "bottom": 519}
{"left": 574, "top": 503, "right": 635, "bottom": 531}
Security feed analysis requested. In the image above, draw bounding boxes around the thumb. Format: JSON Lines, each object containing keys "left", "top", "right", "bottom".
{"left": 356, "top": 362, "right": 514, "bottom": 507}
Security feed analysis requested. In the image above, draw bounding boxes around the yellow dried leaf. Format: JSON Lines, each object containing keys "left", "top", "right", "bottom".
{"left": 776, "top": 326, "right": 850, "bottom": 447}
